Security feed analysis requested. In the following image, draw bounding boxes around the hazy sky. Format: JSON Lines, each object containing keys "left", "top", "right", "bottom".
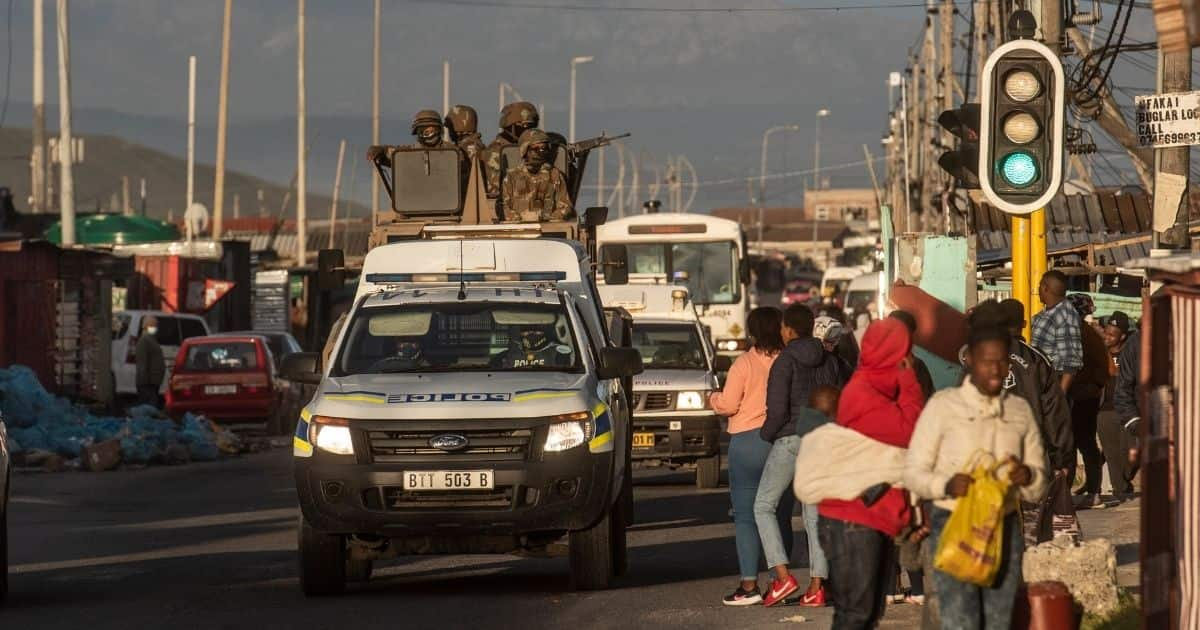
{"left": 0, "top": 1, "right": 1165, "bottom": 209}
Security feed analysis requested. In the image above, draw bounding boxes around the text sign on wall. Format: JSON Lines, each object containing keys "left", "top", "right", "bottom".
{"left": 1135, "top": 91, "right": 1200, "bottom": 148}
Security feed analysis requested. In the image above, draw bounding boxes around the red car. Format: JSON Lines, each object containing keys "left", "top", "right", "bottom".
{"left": 166, "top": 335, "right": 288, "bottom": 434}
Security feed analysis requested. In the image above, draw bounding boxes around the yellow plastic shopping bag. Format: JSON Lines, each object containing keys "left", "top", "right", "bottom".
{"left": 933, "top": 455, "right": 1015, "bottom": 587}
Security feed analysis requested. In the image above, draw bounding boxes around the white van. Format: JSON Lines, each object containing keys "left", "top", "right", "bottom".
{"left": 111, "top": 311, "right": 211, "bottom": 396}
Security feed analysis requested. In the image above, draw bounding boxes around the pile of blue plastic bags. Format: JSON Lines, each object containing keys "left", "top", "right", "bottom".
{"left": 0, "top": 365, "right": 241, "bottom": 466}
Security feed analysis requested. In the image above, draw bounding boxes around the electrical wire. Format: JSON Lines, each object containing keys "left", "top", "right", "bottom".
{"left": 578, "top": 157, "right": 886, "bottom": 190}
{"left": 401, "top": 0, "right": 929, "bottom": 12}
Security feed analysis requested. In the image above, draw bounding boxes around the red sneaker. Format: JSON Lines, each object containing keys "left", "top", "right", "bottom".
{"left": 799, "top": 587, "right": 827, "bottom": 607}
{"left": 762, "top": 575, "right": 799, "bottom": 607}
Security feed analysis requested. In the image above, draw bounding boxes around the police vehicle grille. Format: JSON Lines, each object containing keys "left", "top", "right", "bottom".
{"left": 636, "top": 392, "right": 674, "bottom": 411}
{"left": 367, "top": 486, "right": 515, "bottom": 510}
{"left": 366, "top": 428, "right": 534, "bottom": 463}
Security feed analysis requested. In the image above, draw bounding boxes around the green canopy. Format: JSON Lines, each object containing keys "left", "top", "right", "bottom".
{"left": 44, "top": 214, "right": 180, "bottom": 246}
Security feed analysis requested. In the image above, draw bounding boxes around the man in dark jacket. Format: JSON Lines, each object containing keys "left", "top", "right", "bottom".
{"left": 135, "top": 316, "right": 166, "bottom": 408}
{"left": 754, "top": 304, "right": 851, "bottom": 607}
{"left": 1100, "top": 327, "right": 1140, "bottom": 499}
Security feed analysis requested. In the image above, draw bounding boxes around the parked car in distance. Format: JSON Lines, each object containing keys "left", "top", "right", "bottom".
{"left": 223, "top": 331, "right": 303, "bottom": 371}
{"left": 224, "top": 330, "right": 308, "bottom": 427}
{"left": 165, "top": 335, "right": 290, "bottom": 435}
{"left": 112, "top": 311, "right": 211, "bottom": 397}
{"left": 1, "top": 404, "right": 10, "bottom": 602}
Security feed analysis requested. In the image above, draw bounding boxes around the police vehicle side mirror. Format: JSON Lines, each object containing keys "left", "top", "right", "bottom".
{"left": 712, "top": 354, "right": 733, "bottom": 373}
{"left": 317, "top": 249, "right": 346, "bottom": 291}
{"left": 281, "top": 352, "right": 322, "bottom": 385}
{"left": 598, "top": 347, "right": 643, "bottom": 379}
{"left": 583, "top": 206, "right": 609, "bottom": 227}
{"left": 601, "top": 244, "right": 629, "bottom": 286}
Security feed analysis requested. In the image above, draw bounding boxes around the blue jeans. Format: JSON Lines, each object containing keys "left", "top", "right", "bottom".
{"left": 729, "top": 431, "right": 794, "bottom": 580}
{"left": 754, "top": 435, "right": 809, "bottom": 571}
{"left": 928, "top": 507, "right": 1024, "bottom": 630}
{"left": 818, "top": 515, "right": 894, "bottom": 630}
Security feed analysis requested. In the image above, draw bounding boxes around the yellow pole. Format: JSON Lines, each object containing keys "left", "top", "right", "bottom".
{"left": 1030, "top": 208, "right": 1047, "bottom": 319}
{"left": 1012, "top": 214, "right": 1031, "bottom": 341}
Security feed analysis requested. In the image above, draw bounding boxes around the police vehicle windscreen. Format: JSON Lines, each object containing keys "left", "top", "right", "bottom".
{"left": 335, "top": 303, "right": 581, "bottom": 375}
{"left": 632, "top": 323, "right": 707, "bottom": 370}
{"left": 612, "top": 241, "right": 740, "bottom": 305}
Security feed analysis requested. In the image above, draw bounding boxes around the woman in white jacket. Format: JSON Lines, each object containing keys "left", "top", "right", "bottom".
{"left": 904, "top": 325, "right": 1048, "bottom": 630}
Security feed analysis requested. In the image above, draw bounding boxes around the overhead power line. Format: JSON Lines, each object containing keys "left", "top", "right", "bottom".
{"left": 579, "top": 157, "right": 885, "bottom": 190}
{"left": 400, "top": 0, "right": 928, "bottom": 12}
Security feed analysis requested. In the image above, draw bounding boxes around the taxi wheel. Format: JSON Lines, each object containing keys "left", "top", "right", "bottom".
{"left": 298, "top": 516, "right": 346, "bottom": 597}
{"left": 569, "top": 510, "right": 614, "bottom": 590}
{"left": 696, "top": 454, "right": 721, "bottom": 489}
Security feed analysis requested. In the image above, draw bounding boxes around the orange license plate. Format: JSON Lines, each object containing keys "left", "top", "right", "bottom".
{"left": 633, "top": 433, "right": 656, "bottom": 448}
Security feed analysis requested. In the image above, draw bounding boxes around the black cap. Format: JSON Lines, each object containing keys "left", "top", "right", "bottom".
{"left": 998, "top": 299, "right": 1025, "bottom": 329}
{"left": 1106, "top": 311, "right": 1131, "bottom": 333}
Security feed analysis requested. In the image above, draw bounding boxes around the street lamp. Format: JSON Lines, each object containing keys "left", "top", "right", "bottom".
{"left": 757, "top": 124, "right": 800, "bottom": 250}
{"left": 813, "top": 108, "right": 830, "bottom": 191}
{"left": 569, "top": 56, "right": 593, "bottom": 144}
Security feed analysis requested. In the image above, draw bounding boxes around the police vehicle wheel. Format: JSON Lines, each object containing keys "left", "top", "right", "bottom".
{"left": 345, "top": 557, "right": 373, "bottom": 583}
{"left": 696, "top": 454, "right": 721, "bottom": 489}
{"left": 298, "top": 517, "right": 346, "bottom": 596}
{"left": 569, "top": 510, "right": 614, "bottom": 590}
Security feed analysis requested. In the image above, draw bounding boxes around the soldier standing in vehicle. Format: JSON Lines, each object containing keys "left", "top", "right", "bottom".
{"left": 483, "top": 101, "right": 540, "bottom": 198}
{"left": 445, "top": 105, "right": 486, "bottom": 160}
{"left": 366, "top": 109, "right": 448, "bottom": 167}
{"left": 500, "top": 129, "right": 573, "bottom": 222}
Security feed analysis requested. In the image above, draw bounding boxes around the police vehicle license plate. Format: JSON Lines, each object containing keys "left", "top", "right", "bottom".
{"left": 205, "top": 385, "right": 237, "bottom": 395}
{"left": 632, "top": 433, "right": 656, "bottom": 448}
{"left": 403, "top": 470, "right": 494, "bottom": 491}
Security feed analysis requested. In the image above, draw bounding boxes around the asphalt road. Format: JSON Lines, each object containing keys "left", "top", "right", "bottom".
{"left": 3, "top": 449, "right": 927, "bottom": 630}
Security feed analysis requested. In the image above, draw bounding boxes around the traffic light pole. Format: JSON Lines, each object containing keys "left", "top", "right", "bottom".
{"left": 1012, "top": 214, "right": 1031, "bottom": 340}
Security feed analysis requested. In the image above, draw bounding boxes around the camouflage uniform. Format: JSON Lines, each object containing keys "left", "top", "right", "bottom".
{"left": 482, "top": 101, "right": 540, "bottom": 198}
{"left": 500, "top": 129, "right": 574, "bottom": 222}
{"left": 445, "top": 105, "right": 486, "bottom": 161}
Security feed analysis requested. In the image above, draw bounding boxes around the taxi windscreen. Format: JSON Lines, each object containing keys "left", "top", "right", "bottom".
{"left": 632, "top": 323, "right": 707, "bottom": 370}
{"left": 336, "top": 302, "right": 582, "bottom": 375}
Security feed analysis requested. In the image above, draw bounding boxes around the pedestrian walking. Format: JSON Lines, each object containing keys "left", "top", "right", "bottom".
{"left": 905, "top": 324, "right": 1048, "bottom": 630}
{"left": 709, "top": 307, "right": 792, "bottom": 606}
{"left": 1100, "top": 315, "right": 1139, "bottom": 501}
{"left": 755, "top": 304, "right": 849, "bottom": 607}
{"left": 135, "top": 316, "right": 166, "bottom": 408}
{"left": 817, "top": 318, "right": 925, "bottom": 629}
{"left": 1031, "top": 270, "right": 1083, "bottom": 392}
{"left": 1065, "top": 294, "right": 1112, "bottom": 509}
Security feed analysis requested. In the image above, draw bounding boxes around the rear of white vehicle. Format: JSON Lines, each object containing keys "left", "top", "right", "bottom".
{"left": 111, "top": 311, "right": 211, "bottom": 396}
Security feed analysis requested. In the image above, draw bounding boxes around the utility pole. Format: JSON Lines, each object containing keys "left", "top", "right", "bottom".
{"left": 597, "top": 148, "right": 605, "bottom": 206}
{"left": 187, "top": 55, "right": 196, "bottom": 212}
{"left": 233, "top": 193, "right": 240, "bottom": 219}
{"left": 328, "top": 139, "right": 346, "bottom": 249}
{"left": 371, "top": 0, "right": 380, "bottom": 223}
{"left": 296, "top": 0, "right": 308, "bottom": 265}
{"left": 442, "top": 61, "right": 450, "bottom": 141}
{"left": 920, "top": 5, "right": 937, "bottom": 232}
{"left": 140, "top": 178, "right": 147, "bottom": 216}
{"left": 121, "top": 175, "right": 131, "bottom": 216}
{"left": 902, "top": 70, "right": 913, "bottom": 232}
{"left": 974, "top": 0, "right": 989, "bottom": 99}
{"left": 213, "top": 0, "right": 233, "bottom": 240}
{"left": 939, "top": 0, "right": 955, "bottom": 232}
{"left": 56, "top": 0, "right": 76, "bottom": 245}
{"left": 31, "top": 0, "right": 46, "bottom": 214}
{"left": 1157, "top": 46, "right": 1192, "bottom": 248}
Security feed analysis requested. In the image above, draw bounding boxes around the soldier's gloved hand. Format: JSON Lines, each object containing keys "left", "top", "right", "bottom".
{"left": 366, "top": 145, "right": 389, "bottom": 163}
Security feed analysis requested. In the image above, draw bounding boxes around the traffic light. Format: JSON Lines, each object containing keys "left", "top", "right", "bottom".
{"left": 979, "top": 39, "right": 1065, "bottom": 214}
{"left": 937, "top": 103, "right": 981, "bottom": 188}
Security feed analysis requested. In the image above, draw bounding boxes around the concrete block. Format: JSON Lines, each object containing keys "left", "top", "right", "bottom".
{"left": 1023, "top": 537, "right": 1120, "bottom": 618}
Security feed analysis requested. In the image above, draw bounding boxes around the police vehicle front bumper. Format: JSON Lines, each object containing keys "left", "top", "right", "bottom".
{"left": 294, "top": 421, "right": 614, "bottom": 538}
{"left": 631, "top": 412, "right": 721, "bottom": 461}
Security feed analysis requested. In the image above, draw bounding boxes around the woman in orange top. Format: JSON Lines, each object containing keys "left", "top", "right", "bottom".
{"left": 709, "top": 307, "right": 789, "bottom": 606}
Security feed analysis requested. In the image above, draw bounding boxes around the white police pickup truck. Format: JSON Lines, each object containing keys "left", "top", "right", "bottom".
{"left": 282, "top": 237, "right": 641, "bottom": 595}
{"left": 598, "top": 285, "right": 725, "bottom": 488}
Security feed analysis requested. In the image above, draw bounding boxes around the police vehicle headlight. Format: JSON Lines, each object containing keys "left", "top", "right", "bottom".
{"left": 676, "top": 391, "right": 708, "bottom": 410}
{"left": 311, "top": 417, "right": 354, "bottom": 455}
{"left": 544, "top": 412, "right": 594, "bottom": 452}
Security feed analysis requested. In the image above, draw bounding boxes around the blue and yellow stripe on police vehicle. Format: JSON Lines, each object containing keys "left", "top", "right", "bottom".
{"left": 293, "top": 407, "right": 314, "bottom": 458}
{"left": 513, "top": 387, "right": 578, "bottom": 403}
{"left": 588, "top": 401, "right": 613, "bottom": 453}
{"left": 323, "top": 390, "right": 387, "bottom": 404}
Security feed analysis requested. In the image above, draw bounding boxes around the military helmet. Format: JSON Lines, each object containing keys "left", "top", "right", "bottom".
{"left": 499, "top": 101, "right": 540, "bottom": 131}
{"left": 411, "top": 109, "right": 443, "bottom": 135}
{"left": 519, "top": 128, "right": 551, "bottom": 158}
{"left": 444, "top": 105, "right": 478, "bottom": 136}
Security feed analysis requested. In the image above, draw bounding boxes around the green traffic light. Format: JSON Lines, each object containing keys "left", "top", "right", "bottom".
{"left": 1000, "top": 151, "right": 1038, "bottom": 187}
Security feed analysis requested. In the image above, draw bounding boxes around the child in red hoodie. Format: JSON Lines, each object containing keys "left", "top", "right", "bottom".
{"left": 817, "top": 318, "right": 925, "bottom": 629}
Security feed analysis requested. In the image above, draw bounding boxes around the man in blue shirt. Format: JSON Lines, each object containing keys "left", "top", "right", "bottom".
{"left": 1031, "top": 270, "right": 1083, "bottom": 392}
